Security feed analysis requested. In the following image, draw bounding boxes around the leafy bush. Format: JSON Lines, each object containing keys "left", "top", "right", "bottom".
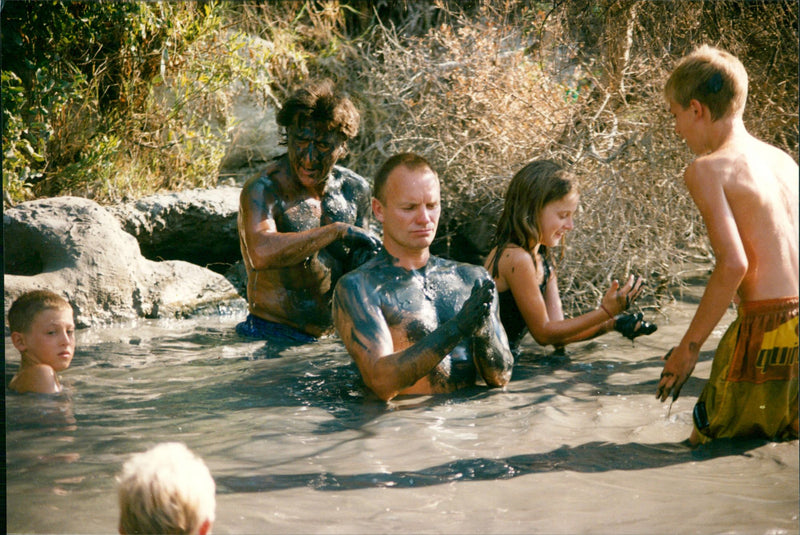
{"left": 2, "top": 1, "right": 278, "bottom": 202}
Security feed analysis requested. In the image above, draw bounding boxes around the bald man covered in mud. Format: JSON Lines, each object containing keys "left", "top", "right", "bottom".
{"left": 237, "top": 80, "right": 381, "bottom": 344}
{"left": 333, "top": 153, "right": 514, "bottom": 401}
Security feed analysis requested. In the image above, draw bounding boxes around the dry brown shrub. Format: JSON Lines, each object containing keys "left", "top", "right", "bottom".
{"left": 30, "top": 0, "right": 791, "bottom": 317}
{"left": 342, "top": 5, "right": 578, "bottom": 255}
{"left": 542, "top": 0, "right": 798, "bottom": 314}
{"left": 313, "top": 0, "right": 797, "bottom": 317}
{"left": 207, "top": 0, "right": 797, "bottom": 316}
{"left": 314, "top": 2, "right": 685, "bottom": 316}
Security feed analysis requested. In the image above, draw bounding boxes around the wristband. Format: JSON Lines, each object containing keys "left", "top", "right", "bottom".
{"left": 599, "top": 304, "right": 614, "bottom": 320}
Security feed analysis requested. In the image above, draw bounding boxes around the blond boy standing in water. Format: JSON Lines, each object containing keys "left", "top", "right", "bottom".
{"left": 8, "top": 290, "right": 75, "bottom": 394}
{"left": 657, "top": 45, "right": 799, "bottom": 445}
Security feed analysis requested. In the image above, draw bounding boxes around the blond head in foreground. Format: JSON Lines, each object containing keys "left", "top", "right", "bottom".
{"left": 117, "top": 442, "right": 216, "bottom": 535}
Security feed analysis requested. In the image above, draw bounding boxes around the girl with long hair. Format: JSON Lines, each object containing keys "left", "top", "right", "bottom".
{"left": 484, "top": 159, "right": 656, "bottom": 353}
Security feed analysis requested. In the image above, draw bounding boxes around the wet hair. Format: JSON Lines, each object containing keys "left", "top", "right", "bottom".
{"left": 373, "top": 152, "right": 437, "bottom": 203}
{"left": 7, "top": 289, "right": 72, "bottom": 334}
{"left": 117, "top": 442, "right": 216, "bottom": 535}
{"left": 664, "top": 44, "right": 748, "bottom": 121}
{"left": 488, "top": 159, "right": 575, "bottom": 278}
{"left": 276, "top": 79, "right": 360, "bottom": 144}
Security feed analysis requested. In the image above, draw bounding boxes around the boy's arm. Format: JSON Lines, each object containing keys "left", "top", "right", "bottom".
{"left": 657, "top": 161, "right": 748, "bottom": 402}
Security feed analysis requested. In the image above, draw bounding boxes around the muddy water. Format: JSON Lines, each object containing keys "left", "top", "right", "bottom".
{"left": 5, "top": 293, "right": 798, "bottom": 534}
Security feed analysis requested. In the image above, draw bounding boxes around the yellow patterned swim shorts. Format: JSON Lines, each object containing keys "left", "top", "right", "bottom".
{"left": 693, "top": 297, "right": 799, "bottom": 443}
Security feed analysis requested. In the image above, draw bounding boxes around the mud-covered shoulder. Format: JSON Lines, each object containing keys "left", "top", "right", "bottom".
{"left": 242, "top": 159, "right": 282, "bottom": 193}
{"left": 333, "top": 165, "right": 371, "bottom": 195}
{"left": 239, "top": 160, "right": 285, "bottom": 215}
{"left": 335, "top": 250, "right": 411, "bottom": 308}
{"left": 333, "top": 261, "right": 376, "bottom": 312}
{"left": 337, "top": 249, "right": 391, "bottom": 287}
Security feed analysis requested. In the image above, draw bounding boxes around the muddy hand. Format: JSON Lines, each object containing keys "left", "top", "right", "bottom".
{"left": 656, "top": 347, "right": 684, "bottom": 402}
{"left": 343, "top": 226, "right": 382, "bottom": 252}
{"left": 454, "top": 279, "right": 494, "bottom": 336}
{"left": 615, "top": 275, "right": 645, "bottom": 312}
{"left": 349, "top": 243, "right": 380, "bottom": 269}
{"left": 626, "top": 275, "right": 645, "bottom": 305}
{"left": 614, "top": 312, "right": 657, "bottom": 341}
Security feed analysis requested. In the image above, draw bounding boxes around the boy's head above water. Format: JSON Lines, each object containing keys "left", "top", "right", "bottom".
{"left": 8, "top": 289, "right": 75, "bottom": 394}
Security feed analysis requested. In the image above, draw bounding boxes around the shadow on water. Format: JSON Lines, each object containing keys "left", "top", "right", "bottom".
{"left": 201, "top": 335, "right": 772, "bottom": 494}
{"left": 215, "top": 437, "right": 772, "bottom": 493}
{"left": 502, "top": 345, "right": 716, "bottom": 418}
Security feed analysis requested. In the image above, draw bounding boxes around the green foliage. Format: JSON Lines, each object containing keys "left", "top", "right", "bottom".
{"left": 3, "top": 1, "right": 133, "bottom": 200}
{"left": 1, "top": 0, "right": 276, "bottom": 203}
{"left": 2, "top": 70, "right": 38, "bottom": 203}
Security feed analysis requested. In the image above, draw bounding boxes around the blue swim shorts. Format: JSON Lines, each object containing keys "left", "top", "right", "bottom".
{"left": 235, "top": 314, "right": 317, "bottom": 344}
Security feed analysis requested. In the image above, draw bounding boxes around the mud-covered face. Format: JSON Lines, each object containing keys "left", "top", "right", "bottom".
{"left": 288, "top": 122, "right": 346, "bottom": 189}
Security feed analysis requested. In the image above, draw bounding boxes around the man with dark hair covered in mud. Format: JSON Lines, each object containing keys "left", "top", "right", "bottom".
{"left": 237, "top": 79, "right": 381, "bottom": 345}
{"left": 333, "top": 153, "right": 514, "bottom": 401}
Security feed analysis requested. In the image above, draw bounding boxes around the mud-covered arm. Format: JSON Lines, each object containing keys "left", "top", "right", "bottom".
{"left": 505, "top": 249, "right": 636, "bottom": 346}
{"left": 333, "top": 275, "right": 491, "bottom": 401}
{"left": 324, "top": 175, "right": 382, "bottom": 270}
{"left": 470, "top": 276, "right": 514, "bottom": 387}
{"left": 238, "top": 177, "right": 360, "bottom": 269}
{"left": 349, "top": 177, "right": 382, "bottom": 267}
{"left": 540, "top": 271, "right": 612, "bottom": 345}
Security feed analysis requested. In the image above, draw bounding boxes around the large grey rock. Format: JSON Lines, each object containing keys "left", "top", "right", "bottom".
{"left": 4, "top": 197, "right": 243, "bottom": 328}
{"left": 111, "top": 186, "right": 242, "bottom": 272}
